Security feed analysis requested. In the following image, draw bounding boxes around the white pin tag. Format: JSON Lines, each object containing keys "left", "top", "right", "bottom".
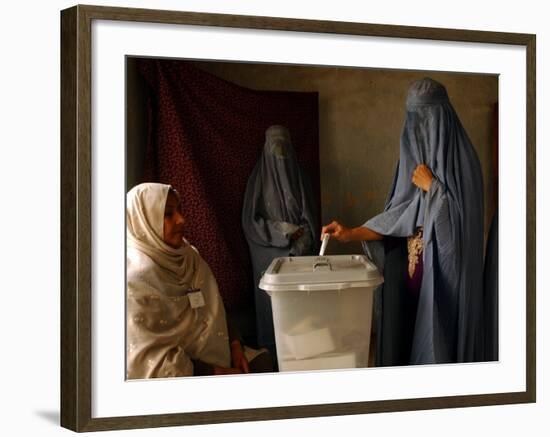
{"left": 188, "top": 291, "right": 205, "bottom": 308}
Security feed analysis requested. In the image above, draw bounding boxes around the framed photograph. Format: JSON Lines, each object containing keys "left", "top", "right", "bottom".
{"left": 60, "top": 4, "right": 536, "bottom": 432}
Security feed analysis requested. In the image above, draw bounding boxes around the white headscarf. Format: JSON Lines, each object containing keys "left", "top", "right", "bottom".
{"left": 126, "top": 183, "right": 198, "bottom": 293}
{"left": 126, "top": 183, "right": 231, "bottom": 379}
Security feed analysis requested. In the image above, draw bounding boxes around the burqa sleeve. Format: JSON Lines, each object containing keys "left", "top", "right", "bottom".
{"left": 423, "top": 178, "right": 459, "bottom": 279}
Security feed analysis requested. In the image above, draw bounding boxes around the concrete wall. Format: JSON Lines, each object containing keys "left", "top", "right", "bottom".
{"left": 127, "top": 59, "right": 498, "bottom": 254}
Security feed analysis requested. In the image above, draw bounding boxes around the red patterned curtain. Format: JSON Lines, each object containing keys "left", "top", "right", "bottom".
{"left": 137, "top": 59, "right": 320, "bottom": 312}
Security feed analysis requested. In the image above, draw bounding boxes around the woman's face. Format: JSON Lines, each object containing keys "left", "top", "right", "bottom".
{"left": 270, "top": 140, "right": 289, "bottom": 158}
{"left": 163, "top": 190, "right": 186, "bottom": 249}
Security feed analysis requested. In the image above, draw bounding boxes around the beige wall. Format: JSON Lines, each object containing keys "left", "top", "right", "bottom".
{"left": 127, "top": 59, "right": 498, "bottom": 254}
{"left": 191, "top": 61, "right": 498, "bottom": 254}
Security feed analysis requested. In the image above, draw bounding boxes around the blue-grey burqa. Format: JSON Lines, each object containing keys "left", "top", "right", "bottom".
{"left": 242, "top": 125, "right": 319, "bottom": 360}
{"left": 483, "top": 211, "right": 498, "bottom": 361}
{"left": 363, "top": 78, "right": 485, "bottom": 365}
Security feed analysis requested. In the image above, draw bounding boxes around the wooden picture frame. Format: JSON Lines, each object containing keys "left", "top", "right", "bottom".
{"left": 60, "top": 4, "right": 536, "bottom": 432}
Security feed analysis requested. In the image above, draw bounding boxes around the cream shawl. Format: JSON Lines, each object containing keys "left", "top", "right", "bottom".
{"left": 126, "top": 183, "right": 231, "bottom": 379}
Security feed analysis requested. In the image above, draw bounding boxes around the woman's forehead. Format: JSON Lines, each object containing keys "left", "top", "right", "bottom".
{"left": 165, "top": 191, "right": 180, "bottom": 205}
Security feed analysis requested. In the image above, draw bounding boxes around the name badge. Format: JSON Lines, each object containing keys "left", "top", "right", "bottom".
{"left": 188, "top": 291, "right": 205, "bottom": 309}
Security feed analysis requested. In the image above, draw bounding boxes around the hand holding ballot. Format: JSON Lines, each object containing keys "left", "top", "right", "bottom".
{"left": 321, "top": 221, "right": 383, "bottom": 243}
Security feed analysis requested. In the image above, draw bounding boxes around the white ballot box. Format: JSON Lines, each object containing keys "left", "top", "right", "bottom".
{"left": 259, "top": 255, "right": 383, "bottom": 372}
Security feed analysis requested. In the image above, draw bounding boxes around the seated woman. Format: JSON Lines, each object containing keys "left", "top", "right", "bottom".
{"left": 126, "top": 182, "right": 272, "bottom": 379}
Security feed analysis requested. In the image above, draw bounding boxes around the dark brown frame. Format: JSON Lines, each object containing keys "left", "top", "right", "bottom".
{"left": 60, "top": 4, "right": 536, "bottom": 432}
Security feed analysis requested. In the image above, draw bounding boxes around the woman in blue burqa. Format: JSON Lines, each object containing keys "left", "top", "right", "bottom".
{"left": 322, "top": 78, "right": 485, "bottom": 365}
{"left": 242, "top": 125, "right": 319, "bottom": 364}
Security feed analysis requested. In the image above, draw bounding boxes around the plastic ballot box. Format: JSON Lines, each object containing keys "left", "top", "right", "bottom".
{"left": 259, "top": 255, "right": 383, "bottom": 372}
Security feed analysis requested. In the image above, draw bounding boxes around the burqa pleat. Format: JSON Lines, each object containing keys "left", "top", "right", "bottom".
{"left": 363, "top": 78, "right": 485, "bottom": 365}
{"left": 483, "top": 211, "right": 499, "bottom": 361}
{"left": 242, "top": 126, "right": 319, "bottom": 362}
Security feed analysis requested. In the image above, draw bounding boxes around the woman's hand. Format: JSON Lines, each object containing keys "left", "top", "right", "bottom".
{"left": 321, "top": 221, "right": 353, "bottom": 243}
{"left": 290, "top": 227, "right": 304, "bottom": 241}
{"left": 412, "top": 164, "right": 434, "bottom": 192}
{"left": 213, "top": 366, "right": 243, "bottom": 375}
{"left": 230, "top": 340, "right": 250, "bottom": 374}
{"left": 321, "top": 222, "right": 383, "bottom": 242}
